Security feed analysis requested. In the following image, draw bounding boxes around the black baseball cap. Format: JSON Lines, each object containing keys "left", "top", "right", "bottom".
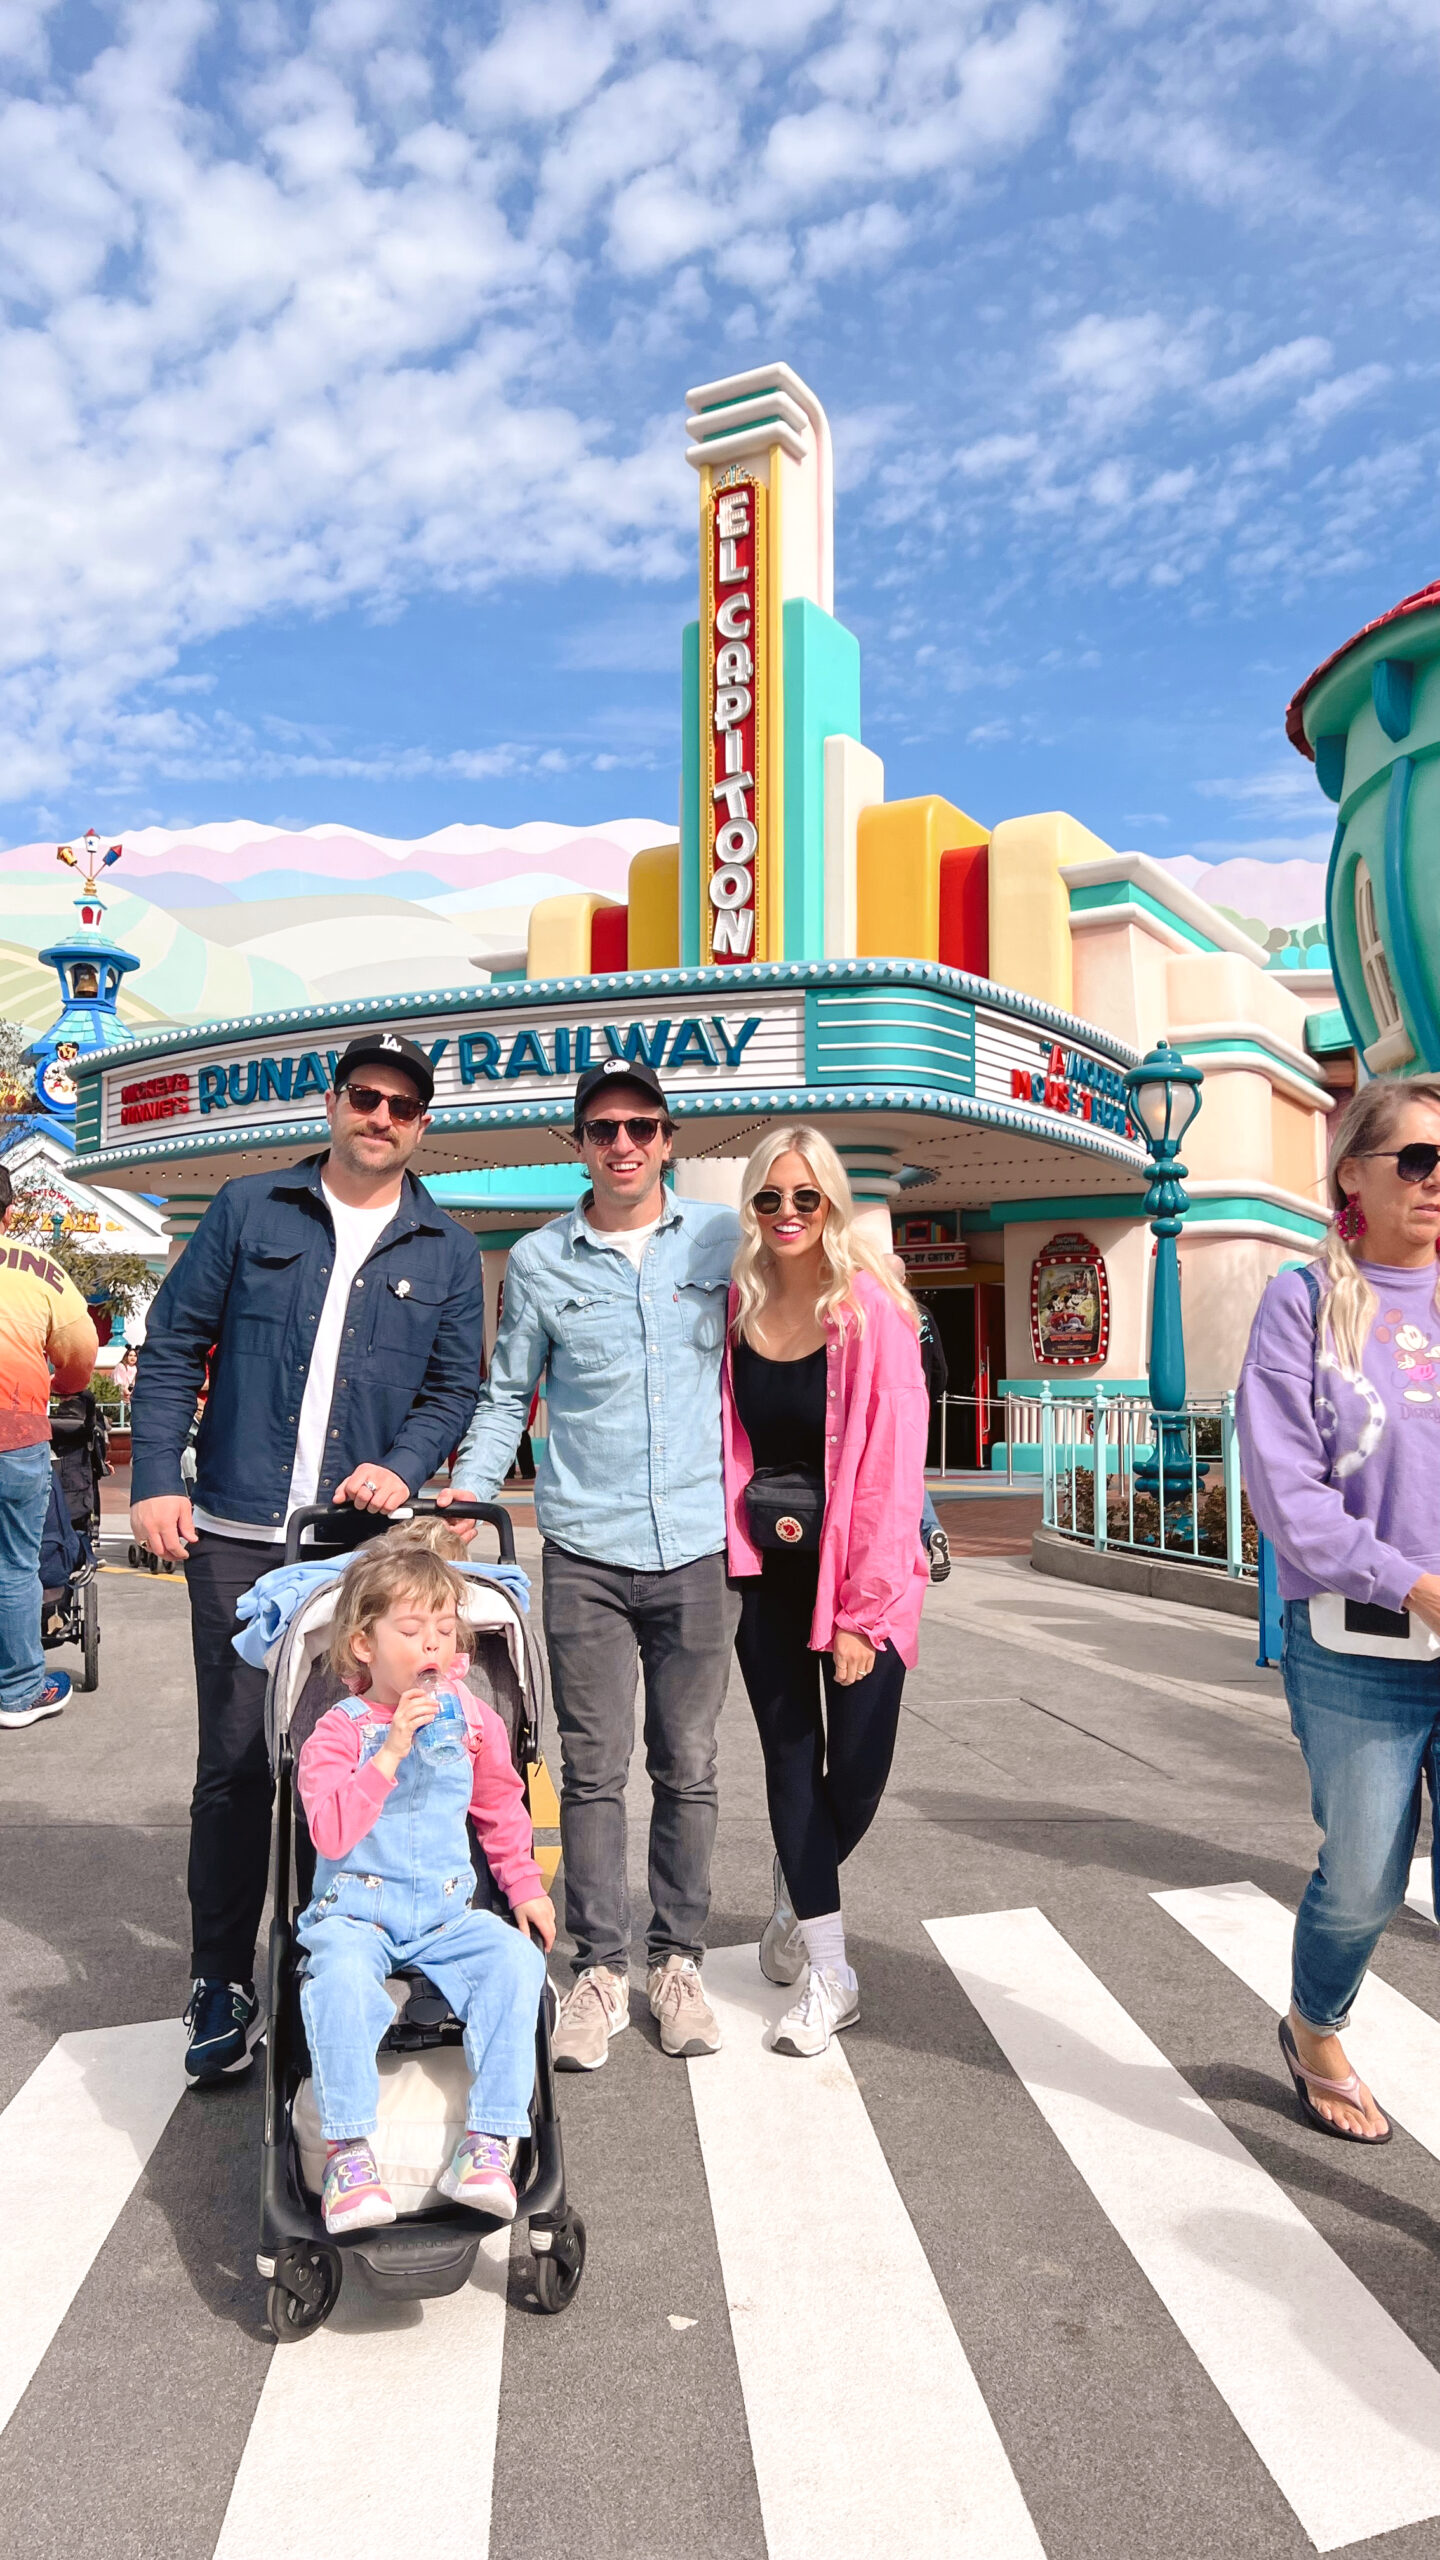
{"left": 333, "top": 1030, "right": 435, "bottom": 1106}
{"left": 573, "top": 1056, "right": 670, "bottom": 1128}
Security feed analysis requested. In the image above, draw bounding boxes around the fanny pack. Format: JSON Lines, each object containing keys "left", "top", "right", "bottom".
{"left": 744, "top": 1466, "right": 825, "bottom": 1551}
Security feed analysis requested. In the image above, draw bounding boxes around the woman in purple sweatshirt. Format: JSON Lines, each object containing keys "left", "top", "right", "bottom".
{"left": 1238, "top": 1074, "right": 1440, "bottom": 2144}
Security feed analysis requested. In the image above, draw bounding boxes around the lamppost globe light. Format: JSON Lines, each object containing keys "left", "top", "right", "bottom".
{"left": 1123, "top": 1042, "right": 1204, "bottom": 1151}
{"left": 1121, "top": 1041, "right": 1204, "bottom": 1503}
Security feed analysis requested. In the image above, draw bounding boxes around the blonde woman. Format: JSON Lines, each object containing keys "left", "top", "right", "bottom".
{"left": 1238, "top": 1074, "right": 1440, "bottom": 2147}
{"left": 721, "top": 1126, "right": 930, "bottom": 2056}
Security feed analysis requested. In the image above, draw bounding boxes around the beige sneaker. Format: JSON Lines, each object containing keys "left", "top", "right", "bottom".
{"left": 647, "top": 1954, "right": 721, "bottom": 2057}
{"left": 552, "top": 1965, "right": 630, "bottom": 2072}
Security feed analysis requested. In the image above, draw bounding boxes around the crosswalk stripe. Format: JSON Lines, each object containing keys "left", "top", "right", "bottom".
{"left": 1407, "top": 1855, "right": 1435, "bottom": 1921}
{"left": 211, "top": 2227, "right": 511, "bottom": 2559}
{"left": 927, "top": 1905, "right": 1440, "bottom": 2553}
{"left": 689, "top": 1943, "right": 1045, "bottom": 2560}
{"left": 1154, "top": 1878, "right": 1440, "bottom": 2164}
{"left": 0, "top": 2018, "right": 187, "bottom": 2437}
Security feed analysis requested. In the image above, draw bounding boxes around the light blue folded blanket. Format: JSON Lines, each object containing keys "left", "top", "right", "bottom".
{"left": 232, "top": 1551, "right": 531, "bottom": 1668}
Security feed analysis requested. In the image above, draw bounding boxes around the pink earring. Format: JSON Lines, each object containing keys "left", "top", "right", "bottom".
{"left": 1337, "top": 1193, "right": 1367, "bottom": 1243}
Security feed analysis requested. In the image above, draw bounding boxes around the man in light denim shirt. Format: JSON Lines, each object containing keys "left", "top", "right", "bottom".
{"left": 441, "top": 1058, "right": 740, "bottom": 2070}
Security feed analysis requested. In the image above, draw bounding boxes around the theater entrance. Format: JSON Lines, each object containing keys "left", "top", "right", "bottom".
{"left": 912, "top": 1278, "right": 1005, "bottom": 1471}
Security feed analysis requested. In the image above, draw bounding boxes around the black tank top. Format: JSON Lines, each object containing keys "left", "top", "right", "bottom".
{"left": 732, "top": 1337, "right": 827, "bottom": 1471}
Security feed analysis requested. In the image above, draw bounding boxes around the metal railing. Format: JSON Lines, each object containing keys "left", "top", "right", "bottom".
{"left": 932, "top": 1392, "right": 1011, "bottom": 1480}
{"left": 1031, "top": 1385, "right": 1255, "bottom": 1579}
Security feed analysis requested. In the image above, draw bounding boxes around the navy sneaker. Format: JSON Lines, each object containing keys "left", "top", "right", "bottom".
{"left": 0, "top": 1673, "right": 70, "bottom": 1731}
{"left": 184, "top": 1979, "right": 264, "bottom": 2084}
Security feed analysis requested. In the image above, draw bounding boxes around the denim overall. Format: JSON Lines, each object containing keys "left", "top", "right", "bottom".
{"left": 298, "top": 1695, "right": 545, "bottom": 2142}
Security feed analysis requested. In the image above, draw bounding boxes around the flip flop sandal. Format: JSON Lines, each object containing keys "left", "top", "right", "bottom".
{"left": 1278, "top": 2017, "right": 1392, "bottom": 2145}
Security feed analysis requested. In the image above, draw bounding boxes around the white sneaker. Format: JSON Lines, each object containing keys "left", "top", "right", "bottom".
{"left": 552, "top": 1965, "right": 630, "bottom": 2071}
{"left": 758, "top": 1854, "right": 805, "bottom": 1986}
{"left": 771, "top": 1966, "right": 859, "bottom": 2058}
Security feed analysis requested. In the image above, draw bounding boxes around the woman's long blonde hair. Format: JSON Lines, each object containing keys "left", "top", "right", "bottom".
{"left": 731, "top": 1124, "right": 920, "bottom": 1346}
{"left": 1313, "top": 1073, "right": 1440, "bottom": 1373}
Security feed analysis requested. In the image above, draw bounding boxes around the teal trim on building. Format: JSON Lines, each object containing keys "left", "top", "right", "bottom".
{"left": 1305, "top": 1006, "right": 1352, "bottom": 1057}
{"left": 1373, "top": 657, "right": 1415, "bottom": 743}
{"left": 1385, "top": 753, "right": 1440, "bottom": 1067}
{"left": 1175, "top": 1037, "right": 1331, "bottom": 1103}
{"left": 963, "top": 1192, "right": 1325, "bottom": 1239}
{"left": 1067, "top": 879, "right": 1223, "bottom": 953}
{"left": 781, "top": 600, "right": 861, "bottom": 962}
{"left": 428, "top": 1164, "right": 586, "bottom": 1213}
{"left": 680, "top": 619, "right": 701, "bottom": 967}
{"left": 805, "top": 989, "right": 976, "bottom": 1094}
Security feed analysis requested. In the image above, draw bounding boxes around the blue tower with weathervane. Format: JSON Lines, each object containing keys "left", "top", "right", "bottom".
{"left": 22, "top": 833, "right": 140, "bottom": 1147}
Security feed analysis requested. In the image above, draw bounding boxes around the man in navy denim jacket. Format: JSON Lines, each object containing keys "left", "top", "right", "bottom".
{"left": 130, "top": 1033, "right": 484, "bottom": 2085}
{"left": 443, "top": 1058, "right": 740, "bottom": 2071}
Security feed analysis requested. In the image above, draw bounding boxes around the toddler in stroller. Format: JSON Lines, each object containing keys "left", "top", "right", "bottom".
{"left": 296, "top": 1537, "right": 555, "bottom": 2237}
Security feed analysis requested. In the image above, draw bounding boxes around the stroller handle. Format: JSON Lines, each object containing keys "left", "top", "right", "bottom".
{"left": 282, "top": 1498, "right": 517, "bottom": 1567}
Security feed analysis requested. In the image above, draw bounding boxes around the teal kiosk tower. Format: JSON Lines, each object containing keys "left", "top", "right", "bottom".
{"left": 24, "top": 835, "right": 141, "bottom": 1142}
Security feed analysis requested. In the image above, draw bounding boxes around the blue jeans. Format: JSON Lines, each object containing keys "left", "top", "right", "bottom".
{"left": 920, "top": 1489, "right": 941, "bottom": 1543}
{"left": 1283, "top": 1598, "right": 1440, "bottom": 2030}
{"left": 299, "top": 1896, "right": 545, "bottom": 2142}
{"left": 0, "top": 1443, "right": 52, "bottom": 1712}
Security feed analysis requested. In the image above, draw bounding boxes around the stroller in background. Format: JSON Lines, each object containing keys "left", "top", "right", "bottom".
{"left": 257, "top": 1499, "right": 586, "bottom": 2341}
{"left": 40, "top": 1391, "right": 108, "bottom": 1691}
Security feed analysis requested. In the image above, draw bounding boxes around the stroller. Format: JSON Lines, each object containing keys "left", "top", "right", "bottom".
{"left": 257, "top": 1499, "right": 586, "bottom": 2341}
{"left": 41, "top": 1391, "right": 108, "bottom": 1691}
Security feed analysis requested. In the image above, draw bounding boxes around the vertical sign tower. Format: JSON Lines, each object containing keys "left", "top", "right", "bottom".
{"left": 685, "top": 364, "right": 838, "bottom": 967}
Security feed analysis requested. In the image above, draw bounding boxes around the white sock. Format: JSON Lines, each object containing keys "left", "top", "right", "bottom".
{"left": 799, "top": 1911, "right": 852, "bottom": 1984}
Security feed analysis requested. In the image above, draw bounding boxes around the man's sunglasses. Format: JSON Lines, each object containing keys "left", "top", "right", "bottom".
{"left": 339, "top": 1080, "right": 425, "bottom": 1124}
{"left": 578, "top": 1115, "right": 668, "bottom": 1146}
{"left": 752, "top": 1185, "right": 825, "bottom": 1216}
{"left": 1360, "top": 1143, "right": 1440, "bottom": 1183}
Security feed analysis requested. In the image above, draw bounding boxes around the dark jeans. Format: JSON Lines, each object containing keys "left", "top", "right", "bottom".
{"left": 541, "top": 1543, "right": 740, "bottom": 1978}
{"left": 185, "top": 1521, "right": 374, "bottom": 1982}
{"left": 184, "top": 1532, "right": 275, "bottom": 1984}
{"left": 735, "top": 1550, "right": 906, "bottom": 1919}
{"left": 1283, "top": 1598, "right": 1440, "bottom": 2030}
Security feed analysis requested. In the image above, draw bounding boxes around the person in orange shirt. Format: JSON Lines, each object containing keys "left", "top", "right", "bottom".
{"left": 0, "top": 1169, "right": 98, "bottom": 1729}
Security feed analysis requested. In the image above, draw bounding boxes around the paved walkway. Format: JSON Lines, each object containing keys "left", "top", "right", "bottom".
{"left": 7, "top": 1550, "right": 1440, "bottom": 2559}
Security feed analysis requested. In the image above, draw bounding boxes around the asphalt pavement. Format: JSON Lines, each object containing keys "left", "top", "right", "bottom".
{"left": 5, "top": 1535, "right": 1440, "bottom": 2560}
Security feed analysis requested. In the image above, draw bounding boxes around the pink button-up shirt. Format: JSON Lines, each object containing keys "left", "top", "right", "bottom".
{"left": 721, "top": 1269, "right": 931, "bottom": 1666}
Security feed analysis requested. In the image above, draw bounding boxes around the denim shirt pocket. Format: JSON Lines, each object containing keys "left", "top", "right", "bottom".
{"left": 551, "top": 1289, "right": 619, "bottom": 1376}
{"left": 673, "top": 1274, "right": 728, "bottom": 1355}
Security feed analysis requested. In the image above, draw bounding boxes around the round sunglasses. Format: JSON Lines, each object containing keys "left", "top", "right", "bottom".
{"left": 752, "top": 1185, "right": 825, "bottom": 1216}
{"left": 339, "top": 1080, "right": 425, "bottom": 1124}
{"left": 1358, "top": 1142, "right": 1440, "bottom": 1184}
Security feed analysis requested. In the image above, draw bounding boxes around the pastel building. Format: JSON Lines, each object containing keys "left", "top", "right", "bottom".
{"left": 72, "top": 364, "right": 1340, "bottom": 1456}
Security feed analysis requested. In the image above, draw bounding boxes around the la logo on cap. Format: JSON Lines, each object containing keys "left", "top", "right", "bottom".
{"left": 380, "top": 1034, "right": 401, "bottom": 1051}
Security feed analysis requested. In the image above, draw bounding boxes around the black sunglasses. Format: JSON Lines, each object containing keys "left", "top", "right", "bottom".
{"left": 339, "top": 1080, "right": 425, "bottom": 1124}
{"left": 752, "top": 1185, "right": 825, "bottom": 1216}
{"left": 1359, "top": 1143, "right": 1440, "bottom": 1184}
{"left": 578, "top": 1115, "right": 668, "bottom": 1146}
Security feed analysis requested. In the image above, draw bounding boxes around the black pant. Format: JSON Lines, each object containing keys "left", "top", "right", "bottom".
{"left": 734, "top": 1550, "right": 907, "bottom": 1920}
{"left": 184, "top": 1533, "right": 276, "bottom": 1983}
{"left": 184, "top": 1521, "right": 372, "bottom": 1980}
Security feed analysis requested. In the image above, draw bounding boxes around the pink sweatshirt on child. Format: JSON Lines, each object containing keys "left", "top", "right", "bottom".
{"left": 297, "top": 1678, "right": 544, "bottom": 1909}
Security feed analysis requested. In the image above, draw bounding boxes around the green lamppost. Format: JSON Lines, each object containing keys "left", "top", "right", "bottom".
{"left": 1123, "top": 1042, "right": 1204, "bottom": 1501}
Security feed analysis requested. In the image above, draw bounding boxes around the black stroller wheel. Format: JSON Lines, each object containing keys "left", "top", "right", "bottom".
{"left": 81, "top": 1579, "right": 99, "bottom": 1691}
{"left": 267, "top": 2243, "right": 341, "bottom": 2342}
{"left": 126, "top": 1542, "right": 138, "bottom": 1567}
{"left": 532, "top": 2211, "right": 586, "bottom": 2314}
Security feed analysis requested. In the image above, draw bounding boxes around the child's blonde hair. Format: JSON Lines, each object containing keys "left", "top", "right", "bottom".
{"left": 328, "top": 1543, "right": 467, "bottom": 1684}
{"left": 384, "top": 1515, "right": 471, "bottom": 1563}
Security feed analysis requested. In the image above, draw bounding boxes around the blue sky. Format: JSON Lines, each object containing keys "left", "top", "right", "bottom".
{"left": 2, "top": 0, "right": 1438, "bottom": 870}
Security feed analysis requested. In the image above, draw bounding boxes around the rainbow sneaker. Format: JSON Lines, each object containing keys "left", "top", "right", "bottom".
{"left": 320, "top": 2139, "right": 396, "bottom": 2234}
{"left": 439, "top": 2134, "right": 517, "bottom": 2221}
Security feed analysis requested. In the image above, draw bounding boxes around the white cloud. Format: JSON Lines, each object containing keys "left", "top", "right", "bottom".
{"left": 1205, "top": 336, "right": 1332, "bottom": 414}
{"left": 1296, "top": 363, "right": 1392, "bottom": 429}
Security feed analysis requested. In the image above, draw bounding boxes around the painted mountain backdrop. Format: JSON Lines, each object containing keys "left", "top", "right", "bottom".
{"left": 0, "top": 823, "right": 1328, "bottom": 1033}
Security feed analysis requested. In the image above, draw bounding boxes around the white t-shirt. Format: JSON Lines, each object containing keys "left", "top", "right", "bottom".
{"left": 581, "top": 1210, "right": 662, "bottom": 1272}
{"left": 193, "top": 1180, "right": 400, "bottom": 1544}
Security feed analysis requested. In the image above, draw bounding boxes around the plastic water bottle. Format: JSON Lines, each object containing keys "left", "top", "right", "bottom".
{"left": 417, "top": 1667, "right": 466, "bottom": 1752}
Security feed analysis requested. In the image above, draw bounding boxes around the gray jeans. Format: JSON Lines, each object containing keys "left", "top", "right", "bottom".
{"left": 541, "top": 1543, "right": 740, "bottom": 1978}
